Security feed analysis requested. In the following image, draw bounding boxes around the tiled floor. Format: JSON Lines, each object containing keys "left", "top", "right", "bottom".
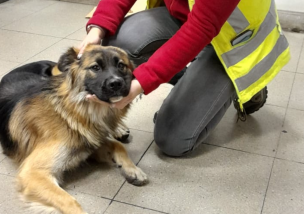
{"left": 0, "top": 0, "right": 304, "bottom": 214}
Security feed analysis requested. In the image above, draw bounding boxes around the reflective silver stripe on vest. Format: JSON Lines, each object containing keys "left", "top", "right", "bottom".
{"left": 227, "top": 7, "right": 249, "bottom": 34}
{"left": 222, "top": 1, "right": 276, "bottom": 68}
{"left": 235, "top": 34, "right": 288, "bottom": 91}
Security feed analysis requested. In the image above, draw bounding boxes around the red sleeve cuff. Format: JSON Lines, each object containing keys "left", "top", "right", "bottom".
{"left": 133, "top": 64, "right": 162, "bottom": 95}
{"left": 86, "top": 0, "right": 136, "bottom": 37}
{"left": 87, "top": 16, "right": 117, "bottom": 36}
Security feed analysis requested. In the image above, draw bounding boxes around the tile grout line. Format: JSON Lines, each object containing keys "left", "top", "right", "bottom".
{"left": 285, "top": 35, "right": 304, "bottom": 111}
{"left": 64, "top": 26, "right": 84, "bottom": 40}
{"left": 20, "top": 38, "right": 65, "bottom": 63}
{"left": 0, "top": 1, "right": 58, "bottom": 29}
{"left": 129, "top": 128, "right": 153, "bottom": 134}
{"left": 65, "top": 188, "right": 113, "bottom": 201}
{"left": 263, "top": 38, "right": 304, "bottom": 205}
{"left": 203, "top": 141, "right": 304, "bottom": 165}
{"left": 260, "top": 109, "right": 289, "bottom": 214}
{"left": 135, "top": 140, "right": 155, "bottom": 166}
{"left": 0, "top": 58, "right": 23, "bottom": 63}
{"left": 0, "top": 156, "right": 6, "bottom": 164}
{"left": 275, "top": 156, "right": 304, "bottom": 165}
{"left": 27, "top": 36, "right": 83, "bottom": 61}
{"left": 202, "top": 142, "right": 278, "bottom": 159}
{"left": 265, "top": 102, "right": 304, "bottom": 112}
{"left": 0, "top": 28, "right": 64, "bottom": 39}
{"left": 110, "top": 200, "right": 169, "bottom": 214}
{"left": 259, "top": 157, "right": 276, "bottom": 214}
{"left": 103, "top": 139, "right": 155, "bottom": 213}
{"left": 0, "top": 64, "right": 21, "bottom": 79}
{"left": 296, "top": 36, "right": 304, "bottom": 74}
{"left": 284, "top": 72, "right": 299, "bottom": 121}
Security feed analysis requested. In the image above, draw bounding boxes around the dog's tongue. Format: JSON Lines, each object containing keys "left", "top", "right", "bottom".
{"left": 110, "top": 96, "right": 123, "bottom": 103}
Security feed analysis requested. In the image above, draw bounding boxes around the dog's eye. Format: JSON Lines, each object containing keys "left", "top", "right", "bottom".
{"left": 90, "top": 65, "right": 101, "bottom": 72}
{"left": 117, "top": 62, "right": 125, "bottom": 71}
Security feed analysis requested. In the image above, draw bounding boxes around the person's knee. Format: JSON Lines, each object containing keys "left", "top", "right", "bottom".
{"left": 102, "top": 7, "right": 180, "bottom": 58}
{"left": 154, "top": 126, "right": 191, "bottom": 157}
{"left": 154, "top": 134, "right": 183, "bottom": 157}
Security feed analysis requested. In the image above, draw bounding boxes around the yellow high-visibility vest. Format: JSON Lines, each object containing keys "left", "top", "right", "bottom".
{"left": 147, "top": 0, "right": 290, "bottom": 110}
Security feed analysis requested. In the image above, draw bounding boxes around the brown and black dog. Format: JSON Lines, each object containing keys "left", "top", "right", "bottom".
{"left": 0, "top": 45, "right": 148, "bottom": 214}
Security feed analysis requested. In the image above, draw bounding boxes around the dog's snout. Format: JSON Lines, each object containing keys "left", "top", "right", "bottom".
{"left": 106, "top": 77, "right": 124, "bottom": 91}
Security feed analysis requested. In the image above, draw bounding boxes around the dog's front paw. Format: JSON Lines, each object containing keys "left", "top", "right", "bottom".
{"left": 114, "top": 124, "right": 130, "bottom": 142}
{"left": 122, "top": 166, "right": 148, "bottom": 186}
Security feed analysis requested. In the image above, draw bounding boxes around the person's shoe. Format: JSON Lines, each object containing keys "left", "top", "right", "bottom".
{"left": 234, "top": 87, "right": 268, "bottom": 116}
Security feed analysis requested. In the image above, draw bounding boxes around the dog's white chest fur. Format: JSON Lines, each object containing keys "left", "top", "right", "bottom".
{"left": 53, "top": 145, "right": 90, "bottom": 174}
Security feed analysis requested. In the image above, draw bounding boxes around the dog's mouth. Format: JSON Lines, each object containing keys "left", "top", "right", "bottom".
{"left": 109, "top": 96, "right": 123, "bottom": 103}
{"left": 85, "top": 87, "right": 129, "bottom": 104}
{"left": 85, "top": 76, "right": 132, "bottom": 104}
{"left": 87, "top": 93, "right": 124, "bottom": 103}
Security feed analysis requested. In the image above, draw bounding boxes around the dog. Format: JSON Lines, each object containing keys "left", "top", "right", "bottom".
{"left": 0, "top": 45, "right": 148, "bottom": 214}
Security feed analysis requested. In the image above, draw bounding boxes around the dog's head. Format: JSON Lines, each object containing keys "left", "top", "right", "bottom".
{"left": 56, "top": 45, "right": 134, "bottom": 103}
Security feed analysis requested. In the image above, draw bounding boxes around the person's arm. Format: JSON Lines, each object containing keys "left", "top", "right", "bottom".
{"left": 78, "top": 0, "right": 136, "bottom": 56}
{"left": 133, "top": 0, "right": 240, "bottom": 94}
{"left": 86, "top": 0, "right": 241, "bottom": 109}
{"left": 87, "top": 0, "right": 137, "bottom": 36}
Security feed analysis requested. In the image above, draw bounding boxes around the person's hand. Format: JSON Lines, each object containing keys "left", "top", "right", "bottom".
{"left": 86, "top": 79, "right": 144, "bottom": 109}
{"left": 78, "top": 27, "right": 106, "bottom": 58}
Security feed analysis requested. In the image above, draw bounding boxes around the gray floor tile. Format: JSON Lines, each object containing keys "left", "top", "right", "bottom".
{"left": 68, "top": 190, "right": 111, "bottom": 214}
{"left": 0, "top": 130, "right": 152, "bottom": 213}
{"left": 206, "top": 105, "right": 286, "bottom": 157}
{"left": 0, "top": 157, "right": 18, "bottom": 177}
{"left": 1, "top": 0, "right": 56, "bottom": 13}
{"left": 283, "top": 32, "right": 304, "bottom": 72}
{"left": 289, "top": 73, "right": 304, "bottom": 110}
{"left": 64, "top": 129, "right": 153, "bottom": 199}
{"left": 25, "top": 39, "right": 80, "bottom": 64}
{"left": 276, "top": 108, "right": 304, "bottom": 163}
{"left": 298, "top": 42, "right": 304, "bottom": 74}
{"left": 3, "top": 2, "right": 93, "bottom": 38}
{"left": 0, "top": 2, "right": 34, "bottom": 27}
{"left": 0, "top": 30, "right": 60, "bottom": 62}
{"left": 267, "top": 70, "right": 295, "bottom": 108}
{"left": 0, "top": 60, "right": 20, "bottom": 78}
{"left": 0, "top": 174, "right": 33, "bottom": 214}
{"left": 262, "top": 159, "right": 304, "bottom": 214}
{"left": 0, "top": 173, "right": 110, "bottom": 214}
{"left": 125, "top": 84, "right": 173, "bottom": 132}
{"left": 105, "top": 202, "right": 164, "bottom": 214}
{"left": 0, "top": 147, "right": 6, "bottom": 163}
{"left": 115, "top": 143, "right": 273, "bottom": 214}
{"left": 66, "top": 27, "right": 87, "bottom": 41}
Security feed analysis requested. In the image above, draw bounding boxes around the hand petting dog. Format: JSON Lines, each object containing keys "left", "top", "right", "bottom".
{"left": 86, "top": 79, "right": 143, "bottom": 109}
{"left": 78, "top": 27, "right": 144, "bottom": 109}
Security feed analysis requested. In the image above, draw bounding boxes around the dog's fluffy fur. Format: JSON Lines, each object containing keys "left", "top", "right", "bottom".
{"left": 0, "top": 45, "right": 148, "bottom": 214}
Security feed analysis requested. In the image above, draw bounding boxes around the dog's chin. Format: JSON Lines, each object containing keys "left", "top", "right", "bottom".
{"left": 87, "top": 91, "right": 127, "bottom": 104}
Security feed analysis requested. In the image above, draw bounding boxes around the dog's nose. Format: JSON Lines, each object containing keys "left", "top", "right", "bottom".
{"left": 106, "top": 77, "right": 124, "bottom": 91}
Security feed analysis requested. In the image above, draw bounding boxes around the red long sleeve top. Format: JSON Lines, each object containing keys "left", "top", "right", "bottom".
{"left": 87, "top": 0, "right": 240, "bottom": 94}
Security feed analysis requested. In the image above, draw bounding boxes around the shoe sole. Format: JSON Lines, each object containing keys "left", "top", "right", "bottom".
{"left": 245, "top": 87, "right": 268, "bottom": 115}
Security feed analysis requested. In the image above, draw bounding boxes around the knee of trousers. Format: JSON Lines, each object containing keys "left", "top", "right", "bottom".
{"left": 102, "top": 7, "right": 181, "bottom": 65}
{"left": 154, "top": 123, "right": 192, "bottom": 157}
{"left": 154, "top": 94, "right": 234, "bottom": 157}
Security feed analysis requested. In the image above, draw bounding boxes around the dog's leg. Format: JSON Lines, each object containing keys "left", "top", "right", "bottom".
{"left": 17, "top": 146, "right": 87, "bottom": 214}
{"left": 93, "top": 139, "right": 148, "bottom": 186}
{"left": 113, "top": 121, "right": 130, "bottom": 142}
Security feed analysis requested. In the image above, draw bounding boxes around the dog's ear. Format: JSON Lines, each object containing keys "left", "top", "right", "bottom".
{"left": 57, "top": 47, "right": 79, "bottom": 72}
{"left": 129, "top": 60, "right": 136, "bottom": 72}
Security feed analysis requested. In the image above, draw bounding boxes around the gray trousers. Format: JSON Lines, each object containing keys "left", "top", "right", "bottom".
{"left": 103, "top": 7, "right": 236, "bottom": 156}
